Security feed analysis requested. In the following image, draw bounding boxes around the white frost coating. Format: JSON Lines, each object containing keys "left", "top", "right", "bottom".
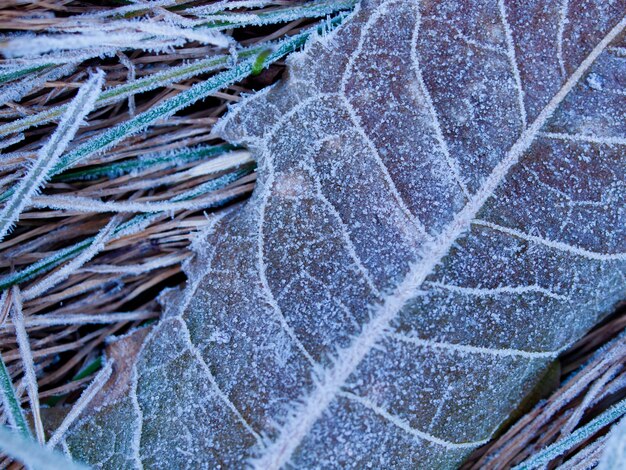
{"left": 0, "top": 133, "right": 24, "bottom": 151}
{"left": 308, "top": 158, "right": 381, "bottom": 296}
{"left": 129, "top": 362, "right": 144, "bottom": 469}
{"left": 2, "top": 33, "right": 182, "bottom": 59}
{"left": 81, "top": 254, "right": 187, "bottom": 275}
{"left": 29, "top": 185, "right": 252, "bottom": 213}
{"left": 599, "top": 415, "right": 626, "bottom": 470}
{"left": 47, "top": 360, "right": 114, "bottom": 450}
{"left": 473, "top": 219, "right": 626, "bottom": 261}
{"left": 388, "top": 332, "right": 565, "bottom": 359}
{"left": 409, "top": 13, "right": 470, "bottom": 199}
{"left": 425, "top": 281, "right": 569, "bottom": 301}
{"left": 178, "top": 318, "right": 264, "bottom": 443}
{"left": 65, "top": 2, "right": 626, "bottom": 468}
{"left": 0, "top": 71, "right": 104, "bottom": 243}
{"left": 256, "top": 146, "right": 320, "bottom": 370}
{"left": 251, "top": 11, "right": 626, "bottom": 469}
{"left": 338, "top": 391, "right": 490, "bottom": 449}
{"left": 0, "top": 63, "right": 75, "bottom": 107}
{"left": 497, "top": 0, "right": 527, "bottom": 129}
{"left": 339, "top": 0, "right": 428, "bottom": 239}
{"left": 187, "top": 0, "right": 276, "bottom": 15}
{"left": 0, "top": 311, "right": 157, "bottom": 329}
{"left": 539, "top": 131, "right": 626, "bottom": 146}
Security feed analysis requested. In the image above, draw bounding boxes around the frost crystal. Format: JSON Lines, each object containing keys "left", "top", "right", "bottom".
{"left": 66, "top": 1, "right": 626, "bottom": 468}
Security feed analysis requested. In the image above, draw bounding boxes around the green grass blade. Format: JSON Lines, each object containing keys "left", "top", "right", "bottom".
{"left": 0, "top": 350, "right": 31, "bottom": 439}
{"left": 53, "top": 143, "right": 239, "bottom": 182}
{"left": 0, "top": 64, "right": 52, "bottom": 85}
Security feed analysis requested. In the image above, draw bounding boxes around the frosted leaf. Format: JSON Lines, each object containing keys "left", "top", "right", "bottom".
{"left": 65, "top": 0, "right": 626, "bottom": 468}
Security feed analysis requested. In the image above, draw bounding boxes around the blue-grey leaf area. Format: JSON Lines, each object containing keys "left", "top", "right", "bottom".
{"left": 65, "top": 0, "right": 626, "bottom": 468}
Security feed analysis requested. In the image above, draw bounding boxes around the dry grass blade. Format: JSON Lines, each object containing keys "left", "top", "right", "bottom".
{"left": 512, "top": 398, "right": 626, "bottom": 469}
{"left": 9, "top": 287, "right": 43, "bottom": 444}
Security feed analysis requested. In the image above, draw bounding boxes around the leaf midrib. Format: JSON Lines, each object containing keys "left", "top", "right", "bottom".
{"left": 250, "top": 10, "right": 626, "bottom": 469}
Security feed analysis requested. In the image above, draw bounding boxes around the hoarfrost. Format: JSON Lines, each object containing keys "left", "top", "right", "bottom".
{"left": 66, "top": 0, "right": 626, "bottom": 468}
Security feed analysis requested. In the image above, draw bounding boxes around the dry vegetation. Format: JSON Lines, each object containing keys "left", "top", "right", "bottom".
{"left": 0, "top": 1, "right": 623, "bottom": 468}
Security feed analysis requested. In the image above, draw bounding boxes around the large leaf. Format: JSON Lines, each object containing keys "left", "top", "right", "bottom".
{"left": 64, "top": 0, "right": 626, "bottom": 468}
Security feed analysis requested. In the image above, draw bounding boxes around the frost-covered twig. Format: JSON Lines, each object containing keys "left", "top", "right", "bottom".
{"left": 75, "top": 0, "right": 180, "bottom": 20}
{"left": 0, "top": 133, "right": 24, "bottom": 151}
{"left": 0, "top": 425, "right": 88, "bottom": 470}
{"left": 10, "top": 287, "right": 45, "bottom": 444}
{"left": 1, "top": 26, "right": 227, "bottom": 59}
{"left": 190, "top": 0, "right": 357, "bottom": 30}
{"left": 0, "top": 71, "right": 104, "bottom": 242}
{"left": 82, "top": 253, "right": 188, "bottom": 275}
{"left": 185, "top": 0, "right": 278, "bottom": 15}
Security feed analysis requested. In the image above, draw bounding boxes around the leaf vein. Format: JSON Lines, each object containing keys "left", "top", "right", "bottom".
{"left": 338, "top": 391, "right": 490, "bottom": 449}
